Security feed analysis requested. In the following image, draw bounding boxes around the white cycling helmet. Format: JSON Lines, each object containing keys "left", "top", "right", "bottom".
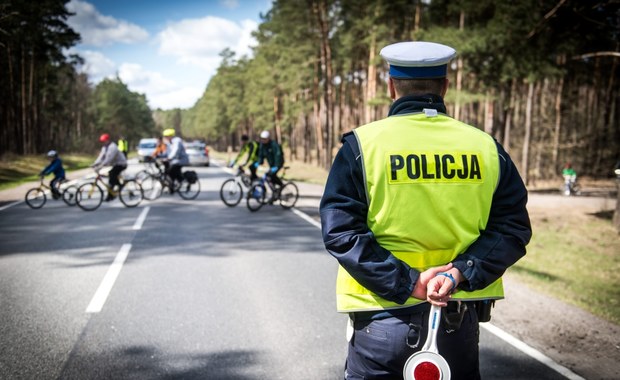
{"left": 47, "top": 150, "right": 57, "bottom": 157}
{"left": 260, "top": 130, "right": 270, "bottom": 139}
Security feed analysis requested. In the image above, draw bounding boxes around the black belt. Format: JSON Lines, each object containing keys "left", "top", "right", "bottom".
{"left": 349, "top": 302, "right": 432, "bottom": 321}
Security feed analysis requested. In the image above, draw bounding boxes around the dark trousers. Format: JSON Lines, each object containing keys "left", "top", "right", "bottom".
{"left": 267, "top": 170, "right": 283, "bottom": 188}
{"left": 108, "top": 165, "right": 126, "bottom": 191}
{"left": 50, "top": 177, "right": 65, "bottom": 195}
{"left": 168, "top": 164, "right": 183, "bottom": 187}
{"left": 345, "top": 304, "right": 480, "bottom": 380}
{"left": 248, "top": 164, "right": 258, "bottom": 181}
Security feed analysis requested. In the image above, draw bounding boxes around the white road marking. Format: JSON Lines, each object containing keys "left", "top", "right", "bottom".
{"left": 292, "top": 208, "right": 321, "bottom": 228}
{"left": 132, "top": 206, "right": 150, "bottom": 230}
{"left": 0, "top": 201, "right": 20, "bottom": 211}
{"left": 86, "top": 243, "right": 131, "bottom": 313}
{"left": 481, "top": 323, "right": 585, "bottom": 380}
{"left": 291, "top": 207, "right": 583, "bottom": 380}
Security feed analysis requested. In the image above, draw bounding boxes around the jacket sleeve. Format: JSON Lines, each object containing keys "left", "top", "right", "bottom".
{"left": 40, "top": 161, "right": 55, "bottom": 176}
{"left": 452, "top": 141, "right": 532, "bottom": 291}
{"left": 320, "top": 134, "right": 418, "bottom": 304}
{"left": 93, "top": 147, "right": 106, "bottom": 166}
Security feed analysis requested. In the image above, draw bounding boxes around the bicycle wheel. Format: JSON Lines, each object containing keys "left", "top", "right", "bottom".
{"left": 76, "top": 183, "right": 103, "bottom": 211}
{"left": 140, "top": 174, "right": 164, "bottom": 200}
{"left": 220, "top": 179, "right": 243, "bottom": 207}
{"left": 134, "top": 170, "right": 151, "bottom": 183}
{"left": 119, "top": 180, "right": 144, "bottom": 207}
{"left": 62, "top": 185, "right": 78, "bottom": 206}
{"left": 177, "top": 178, "right": 200, "bottom": 200}
{"left": 279, "top": 182, "right": 299, "bottom": 209}
{"left": 25, "top": 188, "right": 46, "bottom": 209}
{"left": 247, "top": 183, "right": 266, "bottom": 212}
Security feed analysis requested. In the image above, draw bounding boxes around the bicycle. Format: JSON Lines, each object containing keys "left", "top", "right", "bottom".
{"left": 136, "top": 160, "right": 200, "bottom": 201}
{"left": 76, "top": 169, "right": 143, "bottom": 211}
{"left": 220, "top": 166, "right": 254, "bottom": 207}
{"left": 562, "top": 175, "right": 581, "bottom": 196}
{"left": 135, "top": 159, "right": 167, "bottom": 200}
{"left": 25, "top": 177, "right": 78, "bottom": 209}
{"left": 246, "top": 166, "right": 299, "bottom": 212}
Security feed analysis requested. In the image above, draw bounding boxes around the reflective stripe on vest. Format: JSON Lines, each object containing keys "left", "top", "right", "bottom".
{"left": 336, "top": 112, "right": 503, "bottom": 312}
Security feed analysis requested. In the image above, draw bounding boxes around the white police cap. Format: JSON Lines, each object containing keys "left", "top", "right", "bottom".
{"left": 380, "top": 41, "right": 456, "bottom": 79}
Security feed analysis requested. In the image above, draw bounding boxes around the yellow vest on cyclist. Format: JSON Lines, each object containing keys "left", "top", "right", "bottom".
{"left": 336, "top": 111, "right": 503, "bottom": 312}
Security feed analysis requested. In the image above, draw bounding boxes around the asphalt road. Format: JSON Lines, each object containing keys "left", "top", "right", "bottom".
{"left": 0, "top": 163, "right": 573, "bottom": 380}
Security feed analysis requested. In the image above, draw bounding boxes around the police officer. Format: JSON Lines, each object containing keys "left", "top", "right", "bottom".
{"left": 320, "top": 41, "right": 532, "bottom": 380}
{"left": 117, "top": 135, "right": 128, "bottom": 158}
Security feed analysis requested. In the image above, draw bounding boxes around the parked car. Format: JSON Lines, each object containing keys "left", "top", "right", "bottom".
{"left": 137, "top": 138, "right": 158, "bottom": 162}
{"left": 185, "top": 141, "right": 210, "bottom": 166}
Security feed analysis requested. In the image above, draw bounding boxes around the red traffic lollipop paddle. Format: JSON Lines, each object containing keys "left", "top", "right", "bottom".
{"left": 403, "top": 304, "right": 451, "bottom": 380}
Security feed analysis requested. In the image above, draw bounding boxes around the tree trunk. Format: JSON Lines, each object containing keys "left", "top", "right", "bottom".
{"left": 273, "top": 95, "right": 282, "bottom": 143}
{"left": 503, "top": 79, "right": 517, "bottom": 152}
{"left": 551, "top": 75, "right": 564, "bottom": 174}
{"left": 522, "top": 81, "right": 534, "bottom": 185}
{"left": 365, "top": 6, "right": 378, "bottom": 125}
{"left": 453, "top": 11, "right": 465, "bottom": 121}
{"left": 316, "top": 0, "right": 333, "bottom": 169}
{"left": 312, "top": 56, "right": 323, "bottom": 167}
{"left": 484, "top": 90, "right": 494, "bottom": 134}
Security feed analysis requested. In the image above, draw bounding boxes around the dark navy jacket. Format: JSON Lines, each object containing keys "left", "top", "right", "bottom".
{"left": 320, "top": 94, "right": 532, "bottom": 305}
{"left": 40, "top": 158, "right": 65, "bottom": 179}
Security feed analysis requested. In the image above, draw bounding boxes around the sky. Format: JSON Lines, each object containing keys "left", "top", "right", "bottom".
{"left": 65, "top": 0, "right": 272, "bottom": 110}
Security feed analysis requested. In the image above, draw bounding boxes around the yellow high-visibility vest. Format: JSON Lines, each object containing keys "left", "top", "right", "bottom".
{"left": 118, "top": 139, "right": 128, "bottom": 153}
{"left": 336, "top": 111, "right": 503, "bottom": 312}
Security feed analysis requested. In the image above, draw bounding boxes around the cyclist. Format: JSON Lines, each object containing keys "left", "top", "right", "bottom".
{"left": 162, "top": 128, "right": 189, "bottom": 193}
{"left": 39, "top": 150, "right": 66, "bottom": 199}
{"left": 150, "top": 136, "right": 169, "bottom": 172}
{"left": 253, "top": 130, "right": 284, "bottom": 196}
{"left": 230, "top": 134, "right": 259, "bottom": 181}
{"left": 562, "top": 162, "right": 577, "bottom": 196}
{"left": 92, "top": 133, "right": 127, "bottom": 201}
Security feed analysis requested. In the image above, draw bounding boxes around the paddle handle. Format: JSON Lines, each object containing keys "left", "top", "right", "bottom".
{"left": 421, "top": 304, "right": 441, "bottom": 354}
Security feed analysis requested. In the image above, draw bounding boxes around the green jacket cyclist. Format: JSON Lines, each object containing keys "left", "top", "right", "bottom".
{"left": 253, "top": 130, "right": 284, "bottom": 189}
{"left": 231, "top": 134, "right": 259, "bottom": 181}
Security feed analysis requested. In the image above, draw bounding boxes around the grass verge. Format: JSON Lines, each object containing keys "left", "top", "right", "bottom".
{"left": 512, "top": 208, "right": 620, "bottom": 324}
{"left": 0, "top": 153, "right": 94, "bottom": 190}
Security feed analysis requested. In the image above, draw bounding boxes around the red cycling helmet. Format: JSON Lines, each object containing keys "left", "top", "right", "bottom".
{"left": 99, "top": 133, "right": 110, "bottom": 143}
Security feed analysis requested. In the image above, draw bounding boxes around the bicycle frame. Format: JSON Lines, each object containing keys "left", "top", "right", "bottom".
{"left": 25, "top": 177, "right": 76, "bottom": 209}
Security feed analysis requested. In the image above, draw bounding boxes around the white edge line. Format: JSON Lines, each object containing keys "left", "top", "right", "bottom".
{"left": 292, "top": 208, "right": 321, "bottom": 229}
{"left": 132, "top": 206, "right": 150, "bottom": 230}
{"left": 291, "top": 206, "right": 583, "bottom": 380}
{"left": 481, "top": 323, "right": 585, "bottom": 380}
{"left": 0, "top": 200, "right": 21, "bottom": 211}
{"left": 86, "top": 243, "right": 132, "bottom": 313}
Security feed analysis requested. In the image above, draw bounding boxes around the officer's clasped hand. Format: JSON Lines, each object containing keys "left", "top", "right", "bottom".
{"left": 427, "top": 268, "right": 463, "bottom": 307}
{"left": 411, "top": 263, "right": 453, "bottom": 301}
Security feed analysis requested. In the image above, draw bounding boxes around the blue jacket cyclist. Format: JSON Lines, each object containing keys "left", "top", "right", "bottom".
{"left": 320, "top": 41, "right": 532, "bottom": 380}
{"left": 40, "top": 150, "right": 66, "bottom": 199}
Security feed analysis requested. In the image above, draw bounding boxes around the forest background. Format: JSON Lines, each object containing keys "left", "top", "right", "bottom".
{"left": 1, "top": 0, "right": 619, "bottom": 185}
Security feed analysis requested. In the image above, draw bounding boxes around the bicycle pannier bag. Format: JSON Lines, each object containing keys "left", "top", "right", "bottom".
{"left": 184, "top": 171, "right": 198, "bottom": 184}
